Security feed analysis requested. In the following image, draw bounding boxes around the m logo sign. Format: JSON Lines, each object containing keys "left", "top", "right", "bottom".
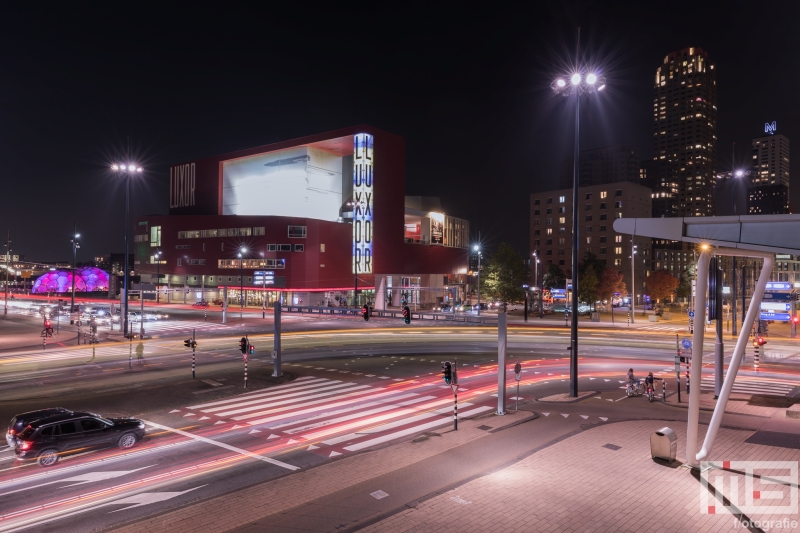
{"left": 765, "top": 121, "right": 777, "bottom": 135}
{"left": 170, "top": 163, "right": 196, "bottom": 208}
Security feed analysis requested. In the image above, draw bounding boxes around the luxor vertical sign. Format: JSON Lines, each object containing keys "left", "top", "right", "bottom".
{"left": 170, "top": 163, "right": 196, "bottom": 208}
{"left": 353, "top": 133, "right": 374, "bottom": 275}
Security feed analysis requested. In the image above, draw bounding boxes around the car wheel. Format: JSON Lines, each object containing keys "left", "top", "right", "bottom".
{"left": 38, "top": 449, "right": 59, "bottom": 467}
{"left": 118, "top": 432, "right": 138, "bottom": 449}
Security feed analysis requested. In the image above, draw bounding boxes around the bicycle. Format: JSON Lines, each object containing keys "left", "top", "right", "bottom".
{"left": 626, "top": 380, "right": 644, "bottom": 397}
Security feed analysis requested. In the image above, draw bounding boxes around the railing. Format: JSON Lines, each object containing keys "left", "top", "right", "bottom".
{"left": 279, "top": 305, "right": 499, "bottom": 325}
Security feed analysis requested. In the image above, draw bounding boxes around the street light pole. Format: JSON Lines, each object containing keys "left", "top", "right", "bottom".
{"left": 474, "top": 245, "right": 481, "bottom": 316}
{"left": 3, "top": 231, "right": 9, "bottom": 316}
{"left": 70, "top": 227, "right": 80, "bottom": 314}
{"left": 551, "top": 28, "right": 605, "bottom": 397}
{"left": 111, "top": 163, "right": 143, "bottom": 338}
{"left": 239, "top": 246, "right": 247, "bottom": 320}
{"left": 630, "top": 242, "right": 637, "bottom": 324}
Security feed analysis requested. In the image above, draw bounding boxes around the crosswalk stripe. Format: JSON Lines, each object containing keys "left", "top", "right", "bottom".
{"left": 240, "top": 387, "right": 404, "bottom": 424}
{"left": 200, "top": 382, "right": 358, "bottom": 414}
{"left": 320, "top": 402, "right": 475, "bottom": 446}
{"left": 187, "top": 377, "right": 329, "bottom": 410}
{"left": 281, "top": 396, "right": 432, "bottom": 434}
{"left": 243, "top": 389, "right": 427, "bottom": 426}
{"left": 342, "top": 406, "right": 493, "bottom": 452}
{"left": 301, "top": 398, "right": 465, "bottom": 442}
{"left": 700, "top": 378, "right": 795, "bottom": 396}
{"left": 213, "top": 385, "right": 371, "bottom": 417}
{"left": 268, "top": 393, "right": 422, "bottom": 431}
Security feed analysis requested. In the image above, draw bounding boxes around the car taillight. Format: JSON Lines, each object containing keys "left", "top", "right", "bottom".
{"left": 9, "top": 429, "right": 15, "bottom": 436}
{"left": 18, "top": 441, "right": 33, "bottom": 450}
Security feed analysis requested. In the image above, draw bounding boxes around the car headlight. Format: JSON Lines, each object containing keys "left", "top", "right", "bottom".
{"left": 138, "top": 422, "right": 145, "bottom": 429}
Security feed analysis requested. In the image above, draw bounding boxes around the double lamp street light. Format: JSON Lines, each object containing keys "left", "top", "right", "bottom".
{"left": 551, "top": 32, "right": 606, "bottom": 397}
{"left": 111, "top": 163, "right": 143, "bottom": 338}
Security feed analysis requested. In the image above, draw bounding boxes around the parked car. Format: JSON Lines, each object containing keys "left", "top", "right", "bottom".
{"left": 7, "top": 408, "right": 72, "bottom": 448}
{"left": 192, "top": 301, "right": 210, "bottom": 309}
{"left": 473, "top": 303, "right": 489, "bottom": 311}
{"left": 12, "top": 410, "right": 145, "bottom": 467}
{"left": 438, "top": 304, "right": 453, "bottom": 312}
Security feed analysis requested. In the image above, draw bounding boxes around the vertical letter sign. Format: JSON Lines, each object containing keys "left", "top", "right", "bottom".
{"left": 353, "top": 133, "right": 374, "bottom": 275}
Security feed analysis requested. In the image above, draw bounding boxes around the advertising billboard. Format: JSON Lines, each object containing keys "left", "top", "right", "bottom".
{"left": 430, "top": 212, "right": 444, "bottom": 245}
{"left": 221, "top": 146, "right": 344, "bottom": 221}
{"left": 352, "top": 133, "right": 374, "bottom": 275}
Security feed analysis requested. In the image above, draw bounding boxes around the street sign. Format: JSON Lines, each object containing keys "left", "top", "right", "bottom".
{"left": 763, "top": 293, "right": 792, "bottom": 301}
{"left": 242, "top": 353, "right": 249, "bottom": 363}
{"left": 760, "top": 312, "right": 792, "bottom": 321}
{"left": 514, "top": 362, "right": 521, "bottom": 381}
{"left": 689, "top": 311, "right": 695, "bottom": 318}
{"left": 271, "top": 350, "right": 277, "bottom": 359}
{"left": 681, "top": 338, "right": 692, "bottom": 350}
{"left": 766, "top": 282, "right": 793, "bottom": 290}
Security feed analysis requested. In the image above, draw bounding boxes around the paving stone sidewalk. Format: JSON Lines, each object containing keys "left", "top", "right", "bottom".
{"left": 665, "top": 390, "right": 783, "bottom": 418}
{"left": 363, "top": 420, "right": 800, "bottom": 533}
{"left": 111, "top": 411, "right": 535, "bottom": 533}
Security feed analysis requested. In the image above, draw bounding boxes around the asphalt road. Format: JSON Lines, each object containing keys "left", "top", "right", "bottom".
{"left": 0, "top": 318, "right": 797, "bottom": 531}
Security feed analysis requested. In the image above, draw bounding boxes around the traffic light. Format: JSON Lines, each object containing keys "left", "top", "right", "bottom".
{"left": 44, "top": 320, "right": 51, "bottom": 329}
{"left": 249, "top": 344, "right": 255, "bottom": 355}
{"left": 184, "top": 338, "right": 192, "bottom": 348}
{"left": 441, "top": 361, "right": 452, "bottom": 384}
{"left": 362, "top": 304, "right": 370, "bottom": 321}
{"left": 239, "top": 337, "right": 247, "bottom": 354}
{"left": 792, "top": 316, "right": 799, "bottom": 324}
{"left": 757, "top": 336, "right": 767, "bottom": 346}
{"left": 403, "top": 305, "right": 411, "bottom": 324}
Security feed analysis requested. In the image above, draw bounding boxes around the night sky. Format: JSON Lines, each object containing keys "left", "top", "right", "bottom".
{"left": 2, "top": 1, "right": 798, "bottom": 263}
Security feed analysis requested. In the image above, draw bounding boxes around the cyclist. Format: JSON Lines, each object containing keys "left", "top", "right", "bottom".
{"left": 627, "top": 368, "right": 638, "bottom": 393}
{"left": 644, "top": 372, "right": 655, "bottom": 393}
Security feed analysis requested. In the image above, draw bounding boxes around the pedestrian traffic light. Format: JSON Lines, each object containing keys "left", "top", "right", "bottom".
{"left": 757, "top": 336, "right": 767, "bottom": 346}
{"left": 441, "top": 361, "right": 452, "bottom": 384}
{"left": 44, "top": 320, "right": 51, "bottom": 329}
{"left": 403, "top": 305, "right": 411, "bottom": 324}
{"left": 793, "top": 316, "right": 799, "bottom": 324}
{"left": 239, "top": 337, "right": 247, "bottom": 354}
{"left": 249, "top": 344, "right": 255, "bottom": 355}
{"left": 362, "top": 304, "right": 370, "bottom": 322}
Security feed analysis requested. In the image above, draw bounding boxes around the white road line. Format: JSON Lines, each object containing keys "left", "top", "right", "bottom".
{"left": 320, "top": 402, "right": 475, "bottom": 446}
{"left": 243, "top": 389, "right": 428, "bottom": 426}
{"left": 238, "top": 387, "right": 388, "bottom": 423}
{"left": 213, "top": 385, "right": 372, "bottom": 417}
{"left": 186, "top": 377, "right": 329, "bottom": 409}
{"left": 300, "top": 398, "right": 459, "bottom": 441}
{"left": 199, "top": 382, "right": 357, "bottom": 414}
{"left": 281, "top": 396, "right": 431, "bottom": 434}
{"left": 142, "top": 420, "right": 298, "bottom": 471}
{"left": 342, "top": 406, "right": 493, "bottom": 452}
{"left": 266, "top": 392, "right": 421, "bottom": 430}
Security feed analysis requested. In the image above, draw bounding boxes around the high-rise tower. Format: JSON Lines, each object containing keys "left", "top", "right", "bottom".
{"left": 651, "top": 47, "right": 717, "bottom": 217}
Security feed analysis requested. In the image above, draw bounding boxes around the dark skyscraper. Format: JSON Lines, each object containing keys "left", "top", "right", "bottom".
{"left": 748, "top": 132, "right": 791, "bottom": 214}
{"left": 560, "top": 145, "right": 641, "bottom": 189}
{"left": 651, "top": 47, "right": 717, "bottom": 217}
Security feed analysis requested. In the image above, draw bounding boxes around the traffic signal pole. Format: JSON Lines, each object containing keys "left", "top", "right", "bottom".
{"left": 192, "top": 328, "right": 196, "bottom": 378}
{"left": 273, "top": 302, "right": 282, "bottom": 377}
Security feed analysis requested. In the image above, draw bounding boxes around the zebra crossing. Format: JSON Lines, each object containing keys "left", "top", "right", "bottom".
{"left": 637, "top": 324, "right": 686, "bottom": 332}
{"left": 139, "top": 320, "right": 238, "bottom": 334}
{"left": 700, "top": 377, "right": 797, "bottom": 397}
{"left": 174, "top": 376, "right": 493, "bottom": 457}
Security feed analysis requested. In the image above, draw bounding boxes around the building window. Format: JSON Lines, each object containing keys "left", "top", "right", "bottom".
{"left": 585, "top": 193, "right": 592, "bottom": 200}
{"left": 534, "top": 209, "right": 540, "bottom": 215}
{"left": 202, "top": 243, "right": 206, "bottom": 252}
{"left": 558, "top": 249, "right": 565, "bottom": 255}
{"left": 559, "top": 217, "right": 565, "bottom": 224}
{"left": 218, "top": 259, "right": 285, "bottom": 269}
{"left": 547, "top": 197, "right": 553, "bottom": 204}
{"left": 320, "top": 243, "right": 325, "bottom": 252}
{"left": 559, "top": 207, "right": 565, "bottom": 213}
{"left": 617, "top": 213, "right": 623, "bottom": 219}
{"left": 600, "top": 203, "right": 607, "bottom": 210}
{"left": 586, "top": 237, "right": 591, "bottom": 244}
{"left": 534, "top": 220, "right": 540, "bottom": 226}
{"left": 188, "top": 259, "right": 206, "bottom": 265}
{"left": 614, "top": 259, "right": 622, "bottom": 266}
{"left": 559, "top": 260, "right": 565, "bottom": 266}
{"left": 546, "top": 250, "right": 552, "bottom": 255}
{"left": 600, "top": 226, "right": 606, "bottom": 232}
{"left": 558, "top": 238, "right": 565, "bottom": 245}
{"left": 278, "top": 244, "right": 292, "bottom": 252}
{"left": 615, "top": 247, "right": 622, "bottom": 254}
{"left": 534, "top": 240, "right": 540, "bottom": 246}
{"left": 600, "top": 248, "right": 607, "bottom": 255}
{"left": 546, "top": 218, "right": 552, "bottom": 225}
{"left": 546, "top": 208, "right": 552, "bottom": 214}
{"left": 558, "top": 196, "right": 565, "bottom": 203}
{"left": 288, "top": 225, "right": 307, "bottom": 238}
{"left": 177, "top": 258, "right": 182, "bottom": 266}
{"left": 267, "top": 244, "right": 277, "bottom": 252}
{"left": 546, "top": 239, "right": 553, "bottom": 245}
{"left": 615, "top": 189, "right": 623, "bottom": 197}
{"left": 534, "top": 229, "right": 540, "bottom": 236}
{"left": 534, "top": 199, "right": 540, "bottom": 206}
{"left": 546, "top": 229, "right": 553, "bottom": 235}
{"left": 294, "top": 244, "right": 304, "bottom": 252}
{"left": 600, "top": 191, "right": 608, "bottom": 199}
{"left": 600, "top": 214, "right": 607, "bottom": 221}
{"left": 599, "top": 236, "right": 607, "bottom": 243}
{"left": 585, "top": 204, "right": 592, "bottom": 211}
{"left": 585, "top": 215, "right": 592, "bottom": 222}
{"left": 150, "top": 226, "right": 161, "bottom": 247}
{"left": 176, "top": 245, "right": 190, "bottom": 249}
{"left": 558, "top": 228, "right": 566, "bottom": 234}
{"left": 614, "top": 201, "right": 622, "bottom": 208}
{"left": 615, "top": 236, "right": 622, "bottom": 243}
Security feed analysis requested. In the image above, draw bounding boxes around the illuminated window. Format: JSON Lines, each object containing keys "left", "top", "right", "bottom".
{"left": 267, "top": 244, "right": 277, "bottom": 252}
{"left": 615, "top": 247, "right": 622, "bottom": 254}
{"left": 150, "top": 226, "right": 161, "bottom": 247}
{"left": 600, "top": 191, "right": 607, "bottom": 199}
{"left": 615, "top": 236, "right": 622, "bottom": 243}
{"left": 558, "top": 196, "right": 565, "bottom": 203}
{"left": 614, "top": 259, "right": 622, "bottom": 266}
{"left": 546, "top": 229, "right": 553, "bottom": 235}
{"left": 559, "top": 217, "right": 565, "bottom": 224}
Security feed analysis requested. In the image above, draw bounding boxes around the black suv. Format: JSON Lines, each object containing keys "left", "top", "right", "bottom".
{"left": 12, "top": 411, "right": 146, "bottom": 466}
{"left": 6, "top": 408, "right": 72, "bottom": 447}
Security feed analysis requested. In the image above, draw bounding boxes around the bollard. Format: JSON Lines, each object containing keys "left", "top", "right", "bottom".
{"left": 42, "top": 336, "right": 46, "bottom": 351}
{"left": 244, "top": 358, "right": 248, "bottom": 388}
{"left": 662, "top": 379, "right": 666, "bottom": 402}
{"left": 754, "top": 344, "right": 760, "bottom": 371}
{"left": 685, "top": 355, "right": 690, "bottom": 394}
{"left": 204, "top": 308, "right": 207, "bottom": 322}
{"left": 627, "top": 310, "right": 630, "bottom": 327}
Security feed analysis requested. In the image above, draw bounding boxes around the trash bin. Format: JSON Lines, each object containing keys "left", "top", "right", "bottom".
{"left": 591, "top": 312, "right": 600, "bottom": 322}
{"left": 650, "top": 427, "right": 677, "bottom": 461}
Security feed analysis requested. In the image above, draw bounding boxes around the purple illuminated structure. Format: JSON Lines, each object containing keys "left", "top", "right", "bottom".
{"left": 31, "top": 267, "right": 110, "bottom": 294}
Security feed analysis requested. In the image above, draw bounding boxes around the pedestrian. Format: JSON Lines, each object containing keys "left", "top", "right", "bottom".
{"left": 135, "top": 341, "right": 144, "bottom": 361}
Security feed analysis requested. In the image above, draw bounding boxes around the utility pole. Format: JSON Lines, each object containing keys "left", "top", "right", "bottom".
{"left": 3, "top": 231, "right": 9, "bottom": 316}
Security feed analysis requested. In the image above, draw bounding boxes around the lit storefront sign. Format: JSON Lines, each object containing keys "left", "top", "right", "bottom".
{"left": 353, "top": 133, "right": 374, "bottom": 274}
{"left": 254, "top": 271, "right": 275, "bottom": 285}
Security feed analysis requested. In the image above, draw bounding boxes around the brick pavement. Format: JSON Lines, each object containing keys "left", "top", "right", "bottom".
{"left": 362, "top": 420, "right": 800, "bottom": 533}
{"left": 666, "top": 390, "right": 783, "bottom": 418}
{"left": 111, "top": 411, "right": 535, "bottom": 533}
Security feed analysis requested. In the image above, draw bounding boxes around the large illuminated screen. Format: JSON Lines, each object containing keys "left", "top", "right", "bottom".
{"left": 222, "top": 147, "right": 344, "bottom": 221}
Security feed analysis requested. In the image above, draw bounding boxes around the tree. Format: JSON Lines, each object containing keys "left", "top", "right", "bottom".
{"left": 579, "top": 251, "right": 605, "bottom": 280}
{"left": 676, "top": 265, "right": 695, "bottom": 301}
{"left": 578, "top": 266, "right": 599, "bottom": 307}
{"left": 480, "top": 243, "right": 528, "bottom": 304}
{"left": 542, "top": 263, "right": 566, "bottom": 290}
{"left": 646, "top": 270, "right": 680, "bottom": 303}
{"left": 597, "top": 266, "right": 627, "bottom": 323}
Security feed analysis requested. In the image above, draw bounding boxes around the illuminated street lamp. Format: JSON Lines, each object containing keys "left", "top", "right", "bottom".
{"left": 533, "top": 251, "right": 542, "bottom": 319}
{"left": 111, "top": 163, "right": 143, "bottom": 337}
{"left": 155, "top": 250, "right": 162, "bottom": 304}
{"left": 630, "top": 243, "right": 637, "bottom": 324}
{"left": 70, "top": 229, "right": 80, "bottom": 317}
{"left": 238, "top": 246, "right": 248, "bottom": 319}
{"left": 473, "top": 244, "right": 482, "bottom": 316}
{"left": 551, "top": 29, "right": 606, "bottom": 397}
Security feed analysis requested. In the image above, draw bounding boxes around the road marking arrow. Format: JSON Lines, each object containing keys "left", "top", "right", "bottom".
{"left": 0, "top": 466, "right": 155, "bottom": 497}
